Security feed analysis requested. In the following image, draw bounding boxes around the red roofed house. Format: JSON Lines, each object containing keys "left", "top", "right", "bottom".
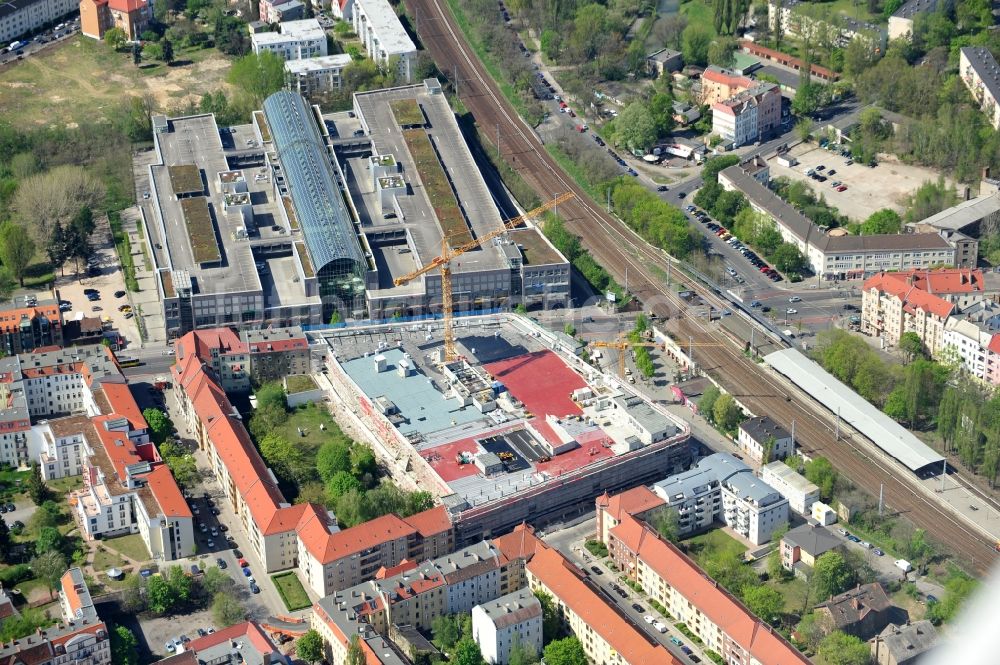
{"left": 700, "top": 65, "right": 756, "bottom": 106}
{"left": 606, "top": 514, "right": 810, "bottom": 665}
{"left": 172, "top": 330, "right": 452, "bottom": 583}
{"left": 80, "top": 0, "right": 152, "bottom": 40}
{"left": 331, "top": 0, "right": 354, "bottom": 20}
{"left": 595, "top": 485, "right": 665, "bottom": 543}
{"left": 862, "top": 268, "right": 986, "bottom": 356}
{"left": 0, "top": 299, "right": 62, "bottom": 356}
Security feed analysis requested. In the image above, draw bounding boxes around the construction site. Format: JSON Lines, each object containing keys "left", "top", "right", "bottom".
{"left": 316, "top": 314, "right": 692, "bottom": 545}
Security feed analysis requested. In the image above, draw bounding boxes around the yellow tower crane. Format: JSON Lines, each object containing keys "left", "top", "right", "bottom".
{"left": 394, "top": 193, "right": 575, "bottom": 362}
{"left": 590, "top": 338, "right": 666, "bottom": 377}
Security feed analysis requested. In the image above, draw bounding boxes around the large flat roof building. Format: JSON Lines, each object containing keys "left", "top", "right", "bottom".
{"left": 251, "top": 18, "right": 327, "bottom": 60}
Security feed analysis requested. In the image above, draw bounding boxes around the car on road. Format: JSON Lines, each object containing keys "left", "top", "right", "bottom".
{"left": 242, "top": 567, "right": 252, "bottom": 577}
{"left": 216, "top": 558, "right": 227, "bottom": 569}
{"left": 631, "top": 603, "right": 644, "bottom": 613}
{"left": 677, "top": 192, "right": 685, "bottom": 199}
{"left": 652, "top": 621, "right": 667, "bottom": 634}
{"left": 615, "top": 587, "right": 627, "bottom": 598}
{"left": 786, "top": 308, "right": 797, "bottom": 315}
{"left": 873, "top": 548, "right": 884, "bottom": 556}
{"left": 749, "top": 300, "right": 761, "bottom": 308}
{"left": 590, "top": 565, "right": 603, "bottom": 575}
{"left": 847, "top": 535, "right": 861, "bottom": 543}
{"left": 682, "top": 646, "right": 693, "bottom": 655}
{"left": 657, "top": 185, "right": 668, "bottom": 192}
{"left": 788, "top": 296, "right": 801, "bottom": 303}
{"left": 669, "top": 636, "right": 683, "bottom": 646}
{"left": 234, "top": 550, "right": 243, "bottom": 559}
{"left": 644, "top": 615, "right": 655, "bottom": 624}
{"left": 250, "top": 583, "right": 260, "bottom": 594}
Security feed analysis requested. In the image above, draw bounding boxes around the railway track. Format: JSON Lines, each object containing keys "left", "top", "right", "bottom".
{"left": 405, "top": 0, "right": 998, "bottom": 574}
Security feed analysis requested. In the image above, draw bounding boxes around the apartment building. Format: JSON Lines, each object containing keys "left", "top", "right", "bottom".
{"left": 259, "top": 0, "right": 304, "bottom": 22}
{"left": 652, "top": 453, "right": 789, "bottom": 545}
{"left": 606, "top": 514, "right": 810, "bottom": 664}
{"left": 251, "top": 18, "right": 327, "bottom": 60}
{"left": 296, "top": 503, "right": 452, "bottom": 597}
{"left": 80, "top": 0, "right": 151, "bottom": 40}
{"left": 780, "top": 524, "right": 841, "bottom": 572}
{"left": 285, "top": 53, "right": 353, "bottom": 96}
{"left": 712, "top": 82, "right": 781, "bottom": 148}
{"left": 759, "top": 461, "right": 819, "bottom": 515}
{"left": 0, "top": 0, "right": 76, "bottom": 43}
{"left": 941, "top": 300, "right": 1000, "bottom": 381}
{"left": 737, "top": 415, "right": 794, "bottom": 463}
{"left": 719, "top": 162, "right": 964, "bottom": 278}
{"left": 700, "top": 66, "right": 756, "bottom": 106}
{"left": 242, "top": 326, "right": 311, "bottom": 383}
{"left": 0, "top": 297, "right": 62, "bottom": 355}
{"left": 351, "top": 0, "right": 416, "bottom": 82}
{"left": 171, "top": 331, "right": 453, "bottom": 580}
{"left": 888, "top": 0, "right": 938, "bottom": 40}
{"left": 0, "top": 567, "right": 111, "bottom": 665}
{"left": 960, "top": 46, "right": 1000, "bottom": 130}
{"left": 595, "top": 485, "right": 665, "bottom": 544}
{"left": 311, "top": 539, "right": 518, "bottom": 665}
{"left": 768, "top": 0, "right": 885, "bottom": 48}
{"left": 861, "top": 268, "right": 986, "bottom": 354}
{"left": 472, "top": 589, "right": 542, "bottom": 665}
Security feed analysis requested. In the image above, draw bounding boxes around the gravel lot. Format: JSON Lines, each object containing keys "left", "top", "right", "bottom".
{"left": 768, "top": 145, "right": 956, "bottom": 222}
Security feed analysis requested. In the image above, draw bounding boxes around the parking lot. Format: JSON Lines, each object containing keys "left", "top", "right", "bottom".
{"left": 768, "top": 144, "right": 955, "bottom": 222}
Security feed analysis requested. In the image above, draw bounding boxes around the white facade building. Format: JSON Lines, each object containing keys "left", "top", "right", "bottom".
{"left": 32, "top": 420, "right": 89, "bottom": 481}
{"left": 653, "top": 453, "right": 788, "bottom": 545}
{"left": 737, "top": 415, "right": 794, "bottom": 462}
{"left": 759, "top": 461, "right": 820, "bottom": 516}
{"left": 285, "top": 53, "right": 353, "bottom": 95}
{"left": 351, "top": 0, "right": 416, "bottom": 82}
{"left": 472, "top": 589, "right": 543, "bottom": 665}
{"left": 960, "top": 46, "right": 1000, "bottom": 130}
{"left": 0, "top": 0, "right": 77, "bottom": 44}
{"left": 251, "top": 19, "right": 327, "bottom": 61}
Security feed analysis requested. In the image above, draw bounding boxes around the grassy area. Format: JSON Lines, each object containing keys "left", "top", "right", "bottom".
{"left": 92, "top": 546, "right": 128, "bottom": 572}
{"left": 680, "top": 0, "right": 717, "bottom": 38}
{"left": 402, "top": 128, "right": 471, "bottom": 245}
{"left": 47, "top": 475, "right": 83, "bottom": 495}
{"left": 272, "top": 572, "right": 311, "bottom": 611}
{"left": 766, "top": 575, "right": 811, "bottom": 614}
{"left": 794, "top": 0, "right": 882, "bottom": 25}
{"left": 102, "top": 533, "right": 150, "bottom": 562}
{"left": 545, "top": 144, "right": 605, "bottom": 200}
{"left": 0, "top": 35, "right": 234, "bottom": 128}
{"left": 683, "top": 529, "right": 747, "bottom": 568}
{"left": 275, "top": 403, "right": 338, "bottom": 450}
{"left": 285, "top": 375, "right": 317, "bottom": 394}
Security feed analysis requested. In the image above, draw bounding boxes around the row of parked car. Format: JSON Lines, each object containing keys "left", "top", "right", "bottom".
{"left": 687, "top": 206, "right": 782, "bottom": 282}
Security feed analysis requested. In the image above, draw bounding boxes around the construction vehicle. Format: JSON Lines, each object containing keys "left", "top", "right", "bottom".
{"left": 393, "top": 193, "right": 575, "bottom": 362}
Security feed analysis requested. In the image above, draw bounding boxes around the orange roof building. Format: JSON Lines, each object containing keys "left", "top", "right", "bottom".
{"left": 595, "top": 485, "right": 665, "bottom": 543}
{"left": 0, "top": 299, "right": 62, "bottom": 356}
{"left": 862, "top": 268, "right": 987, "bottom": 356}
{"left": 80, "top": 0, "right": 152, "bottom": 41}
{"left": 607, "top": 514, "right": 810, "bottom": 665}
{"left": 172, "top": 330, "right": 453, "bottom": 589}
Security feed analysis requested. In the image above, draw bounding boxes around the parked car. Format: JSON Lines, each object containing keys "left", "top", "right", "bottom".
{"left": 631, "top": 603, "right": 644, "bottom": 613}
{"left": 786, "top": 308, "right": 798, "bottom": 315}
{"left": 644, "top": 615, "right": 655, "bottom": 624}
{"left": 242, "top": 567, "right": 252, "bottom": 577}
{"left": 216, "top": 558, "right": 227, "bottom": 569}
{"left": 590, "top": 566, "right": 603, "bottom": 575}
{"left": 669, "top": 636, "right": 683, "bottom": 646}
{"left": 250, "top": 583, "right": 260, "bottom": 594}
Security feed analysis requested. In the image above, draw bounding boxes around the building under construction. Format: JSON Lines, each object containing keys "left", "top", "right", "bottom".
{"left": 317, "top": 314, "right": 692, "bottom": 545}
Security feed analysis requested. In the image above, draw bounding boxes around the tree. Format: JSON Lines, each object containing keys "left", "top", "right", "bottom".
{"left": 708, "top": 37, "right": 738, "bottom": 67}
{"left": 159, "top": 441, "right": 199, "bottom": 489}
{"left": 860, "top": 209, "right": 902, "bottom": 235}
{"left": 120, "top": 573, "right": 146, "bottom": 613}
{"left": 13, "top": 166, "right": 105, "bottom": 247}
{"left": 0, "top": 224, "right": 35, "bottom": 287}
{"left": 165, "top": 565, "right": 192, "bottom": 604}
{"left": 211, "top": 591, "right": 246, "bottom": 627}
{"left": 259, "top": 432, "right": 310, "bottom": 485}
{"left": 614, "top": 102, "right": 657, "bottom": 153}
{"left": 542, "top": 637, "right": 586, "bottom": 665}
{"left": 317, "top": 440, "right": 353, "bottom": 482}
{"left": 297, "top": 629, "right": 325, "bottom": 664}
{"left": 771, "top": 243, "right": 807, "bottom": 274}
{"left": 508, "top": 637, "right": 538, "bottom": 665}
{"left": 899, "top": 332, "right": 925, "bottom": 363}
{"left": 30, "top": 550, "right": 67, "bottom": 599}
{"left": 795, "top": 612, "right": 825, "bottom": 651}
{"left": 431, "top": 614, "right": 464, "bottom": 651}
{"left": 326, "top": 470, "right": 362, "bottom": 502}
{"left": 647, "top": 92, "right": 675, "bottom": 139}
{"left": 805, "top": 457, "right": 838, "bottom": 500}
{"left": 905, "top": 179, "right": 957, "bottom": 223}
{"left": 817, "top": 631, "right": 871, "bottom": 665}
{"left": 682, "top": 24, "right": 712, "bottom": 67}
{"left": 741, "top": 584, "right": 783, "bottom": 624}
{"left": 702, "top": 155, "right": 741, "bottom": 183}
{"left": 36, "top": 527, "right": 64, "bottom": 557}
{"left": 452, "top": 638, "right": 485, "bottom": 665}
{"left": 712, "top": 393, "right": 742, "bottom": 431}
{"left": 650, "top": 506, "right": 681, "bottom": 542}
{"left": 699, "top": 385, "right": 721, "bottom": 418}
{"left": 110, "top": 626, "right": 139, "bottom": 665}
{"left": 795, "top": 117, "right": 813, "bottom": 142}
{"left": 228, "top": 51, "right": 286, "bottom": 106}
{"left": 143, "top": 408, "right": 173, "bottom": 444}
{"left": 161, "top": 38, "right": 174, "bottom": 65}
{"left": 812, "top": 551, "right": 856, "bottom": 601}
{"left": 346, "top": 634, "right": 366, "bottom": 665}
{"left": 534, "top": 590, "right": 561, "bottom": 642}
{"left": 26, "top": 464, "right": 48, "bottom": 506}
{"left": 202, "top": 566, "right": 234, "bottom": 595}
{"left": 147, "top": 575, "right": 174, "bottom": 614}
{"left": 103, "top": 27, "right": 127, "bottom": 51}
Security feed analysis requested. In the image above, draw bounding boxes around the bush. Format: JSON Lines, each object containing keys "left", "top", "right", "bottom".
{"left": 0, "top": 564, "right": 31, "bottom": 586}
{"left": 584, "top": 540, "right": 609, "bottom": 557}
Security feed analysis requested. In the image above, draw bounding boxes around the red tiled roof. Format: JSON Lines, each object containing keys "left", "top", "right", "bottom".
{"left": 702, "top": 66, "right": 754, "bottom": 89}
{"left": 610, "top": 515, "right": 810, "bottom": 665}
{"left": 247, "top": 337, "right": 308, "bottom": 353}
{"left": 100, "top": 382, "right": 148, "bottom": 430}
{"left": 492, "top": 523, "right": 540, "bottom": 562}
{"left": 146, "top": 464, "right": 192, "bottom": 518}
{"left": 526, "top": 545, "right": 680, "bottom": 665}
{"left": 401, "top": 505, "right": 451, "bottom": 538}
{"left": 175, "top": 328, "right": 247, "bottom": 365}
{"left": 59, "top": 572, "right": 82, "bottom": 617}
{"left": 864, "top": 271, "right": 959, "bottom": 319}
{"left": 92, "top": 415, "right": 143, "bottom": 482}
{"left": 0, "top": 305, "right": 61, "bottom": 334}
{"left": 185, "top": 622, "right": 277, "bottom": 657}
{"left": 865, "top": 268, "right": 984, "bottom": 296}
{"left": 988, "top": 334, "right": 1000, "bottom": 355}
{"left": 596, "top": 486, "right": 665, "bottom": 523}
{"left": 107, "top": 0, "right": 148, "bottom": 14}
{"left": 297, "top": 512, "right": 415, "bottom": 564}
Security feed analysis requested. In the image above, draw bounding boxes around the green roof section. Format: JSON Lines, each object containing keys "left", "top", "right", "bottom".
{"left": 390, "top": 98, "right": 425, "bottom": 127}
{"left": 402, "top": 128, "right": 472, "bottom": 246}
{"left": 180, "top": 197, "right": 221, "bottom": 265}
{"left": 168, "top": 164, "right": 203, "bottom": 196}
